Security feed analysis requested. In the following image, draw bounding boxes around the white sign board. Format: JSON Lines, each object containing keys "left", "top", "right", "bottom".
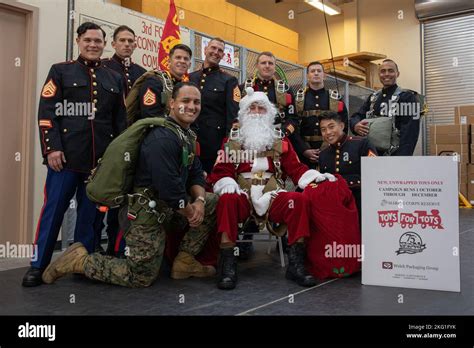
{"left": 74, "top": 0, "right": 190, "bottom": 70}
{"left": 361, "top": 156, "right": 460, "bottom": 292}
{"left": 201, "top": 36, "right": 235, "bottom": 69}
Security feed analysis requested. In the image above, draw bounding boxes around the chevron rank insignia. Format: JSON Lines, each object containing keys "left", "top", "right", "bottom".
{"left": 143, "top": 88, "right": 157, "bottom": 106}
{"left": 39, "top": 119, "right": 52, "bottom": 128}
{"left": 41, "top": 79, "right": 57, "bottom": 98}
{"left": 233, "top": 86, "right": 241, "bottom": 102}
{"left": 368, "top": 149, "right": 377, "bottom": 157}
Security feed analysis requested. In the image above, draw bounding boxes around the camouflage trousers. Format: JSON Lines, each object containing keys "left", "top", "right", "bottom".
{"left": 83, "top": 192, "right": 218, "bottom": 287}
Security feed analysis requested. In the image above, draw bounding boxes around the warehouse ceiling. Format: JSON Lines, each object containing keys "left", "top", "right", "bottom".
{"left": 227, "top": 0, "right": 353, "bottom": 29}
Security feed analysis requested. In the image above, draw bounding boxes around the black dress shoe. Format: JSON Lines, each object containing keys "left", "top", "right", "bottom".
{"left": 285, "top": 243, "right": 317, "bottom": 287}
{"left": 22, "top": 267, "right": 44, "bottom": 287}
{"left": 217, "top": 248, "right": 237, "bottom": 290}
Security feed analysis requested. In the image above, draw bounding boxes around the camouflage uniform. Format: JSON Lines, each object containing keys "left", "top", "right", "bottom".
{"left": 84, "top": 192, "right": 217, "bottom": 287}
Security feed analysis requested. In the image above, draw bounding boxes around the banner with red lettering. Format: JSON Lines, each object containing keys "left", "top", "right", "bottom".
{"left": 361, "top": 156, "right": 460, "bottom": 292}
{"left": 158, "top": 0, "right": 181, "bottom": 71}
{"left": 74, "top": 0, "right": 190, "bottom": 70}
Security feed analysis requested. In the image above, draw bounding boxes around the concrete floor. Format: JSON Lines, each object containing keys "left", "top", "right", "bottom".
{"left": 0, "top": 209, "right": 473, "bottom": 316}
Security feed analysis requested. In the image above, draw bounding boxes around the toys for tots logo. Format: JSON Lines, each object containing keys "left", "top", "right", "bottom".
{"left": 377, "top": 209, "right": 443, "bottom": 229}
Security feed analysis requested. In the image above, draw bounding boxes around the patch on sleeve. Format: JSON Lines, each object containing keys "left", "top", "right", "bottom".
{"left": 143, "top": 88, "right": 157, "bottom": 106}
{"left": 285, "top": 124, "right": 295, "bottom": 134}
{"left": 233, "top": 86, "right": 241, "bottom": 102}
{"left": 39, "top": 119, "right": 52, "bottom": 128}
{"left": 41, "top": 79, "right": 57, "bottom": 98}
{"left": 368, "top": 149, "right": 377, "bottom": 157}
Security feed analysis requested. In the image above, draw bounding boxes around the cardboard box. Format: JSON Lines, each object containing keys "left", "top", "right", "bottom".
{"left": 429, "top": 124, "right": 470, "bottom": 144}
{"left": 454, "top": 105, "right": 474, "bottom": 125}
{"left": 430, "top": 143, "right": 470, "bottom": 163}
{"left": 468, "top": 164, "right": 474, "bottom": 176}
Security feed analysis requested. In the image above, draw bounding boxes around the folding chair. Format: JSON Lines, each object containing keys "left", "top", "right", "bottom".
{"left": 237, "top": 219, "right": 287, "bottom": 267}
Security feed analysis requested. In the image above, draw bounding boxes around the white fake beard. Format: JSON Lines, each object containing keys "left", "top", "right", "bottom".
{"left": 239, "top": 112, "right": 276, "bottom": 152}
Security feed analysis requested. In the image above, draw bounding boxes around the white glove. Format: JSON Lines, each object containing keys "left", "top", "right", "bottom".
{"left": 252, "top": 191, "right": 274, "bottom": 216}
{"left": 298, "top": 169, "right": 337, "bottom": 190}
{"left": 213, "top": 177, "right": 242, "bottom": 196}
{"left": 321, "top": 173, "right": 337, "bottom": 182}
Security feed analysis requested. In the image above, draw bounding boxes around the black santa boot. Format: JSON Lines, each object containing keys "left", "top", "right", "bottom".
{"left": 286, "top": 242, "right": 317, "bottom": 287}
{"left": 217, "top": 247, "right": 237, "bottom": 290}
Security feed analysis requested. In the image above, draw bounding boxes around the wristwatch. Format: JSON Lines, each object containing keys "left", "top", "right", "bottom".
{"left": 194, "top": 196, "right": 206, "bottom": 205}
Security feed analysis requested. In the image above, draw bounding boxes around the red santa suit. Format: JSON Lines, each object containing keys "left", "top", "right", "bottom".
{"left": 208, "top": 137, "right": 331, "bottom": 245}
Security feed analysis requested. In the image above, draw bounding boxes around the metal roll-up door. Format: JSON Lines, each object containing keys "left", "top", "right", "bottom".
{"left": 423, "top": 13, "right": 474, "bottom": 152}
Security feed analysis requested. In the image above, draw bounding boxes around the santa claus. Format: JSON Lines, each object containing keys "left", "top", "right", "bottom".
{"left": 208, "top": 87, "right": 339, "bottom": 290}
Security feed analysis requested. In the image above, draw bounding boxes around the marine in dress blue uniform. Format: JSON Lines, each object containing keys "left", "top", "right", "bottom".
{"left": 22, "top": 22, "right": 126, "bottom": 287}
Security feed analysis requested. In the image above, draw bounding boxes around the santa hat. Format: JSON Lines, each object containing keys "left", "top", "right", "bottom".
{"left": 238, "top": 87, "right": 276, "bottom": 115}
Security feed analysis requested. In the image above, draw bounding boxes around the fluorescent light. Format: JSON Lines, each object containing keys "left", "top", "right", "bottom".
{"left": 305, "top": 0, "right": 342, "bottom": 16}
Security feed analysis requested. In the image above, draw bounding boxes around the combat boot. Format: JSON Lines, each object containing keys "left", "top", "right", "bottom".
{"left": 42, "top": 242, "right": 88, "bottom": 284}
{"left": 170, "top": 251, "right": 216, "bottom": 279}
{"left": 286, "top": 242, "right": 317, "bottom": 287}
{"left": 217, "top": 247, "right": 237, "bottom": 290}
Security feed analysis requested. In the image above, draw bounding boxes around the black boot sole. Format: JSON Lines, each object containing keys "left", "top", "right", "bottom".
{"left": 285, "top": 270, "right": 317, "bottom": 287}
{"left": 217, "top": 281, "right": 236, "bottom": 290}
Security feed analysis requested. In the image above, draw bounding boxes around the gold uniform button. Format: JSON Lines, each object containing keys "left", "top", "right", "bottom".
{"left": 110, "top": 134, "right": 114, "bottom": 138}
{"left": 93, "top": 108, "right": 97, "bottom": 112}
{"left": 336, "top": 168, "right": 340, "bottom": 172}
{"left": 349, "top": 161, "right": 352, "bottom": 164}
{"left": 350, "top": 181, "right": 353, "bottom": 185}
{"left": 126, "top": 73, "right": 130, "bottom": 77}
{"left": 93, "top": 90, "right": 98, "bottom": 95}
{"left": 73, "top": 83, "right": 77, "bottom": 86}
{"left": 200, "top": 86, "right": 203, "bottom": 89}
{"left": 201, "top": 79, "right": 205, "bottom": 83}
{"left": 63, "top": 129, "right": 67, "bottom": 133}
{"left": 203, "top": 74, "right": 207, "bottom": 77}
{"left": 383, "top": 94, "right": 386, "bottom": 97}
{"left": 47, "top": 147, "right": 51, "bottom": 150}
{"left": 336, "top": 150, "right": 340, "bottom": 154}
{"left": 357, "top": 180, "right": 361, "bottom": 184}
{"left": 44, "top": 130, "right": 48, "bottom": 134}
{"left": 92, "top": 74, "right": 96, "bottom": 78}
{"left": 336, "top": 155, "right": 340, "bottom": 159}
{"left": 46, "top": 139, "right": 49, "bottom": 142}
{"left": 93, "top": 99, "right": 98, "bottom": 103}
{"left": 92, "top": 82, "right": 97, "bottom": 87}
{"left": 127, "top": 79, "right": 131, "bottom": 83}
{"left": 90, "top": 68, "right": 94, "bottom": 73}
{"left": 316, "top": 104, "right": 319, "bottom": 107}
{"left": 336, "top": 161, "right": 339, "bottom": 165}
{"left": 316, "top": 96, "right": 319, "bottom": 99}
{"left": 110, "top": 88, "right": 114, "bottom": 92}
